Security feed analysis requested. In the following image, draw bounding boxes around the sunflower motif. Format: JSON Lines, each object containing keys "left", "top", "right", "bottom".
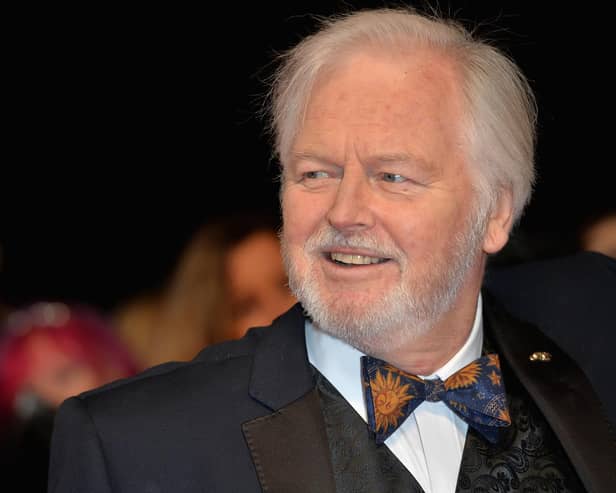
{"left": 444, "top": 361, "right": 481, "bottom": 390}
{"left": 369, "top": 370, "right": 414, "bottom": 432}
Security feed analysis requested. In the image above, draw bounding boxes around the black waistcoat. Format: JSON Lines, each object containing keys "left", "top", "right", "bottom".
{"left": 315, "top": 355, "right": 586, "bottom": 492}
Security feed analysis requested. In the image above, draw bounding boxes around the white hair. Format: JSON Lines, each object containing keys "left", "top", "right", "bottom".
{"left": 268, "top": 8, "right": 537, "bottom": 223}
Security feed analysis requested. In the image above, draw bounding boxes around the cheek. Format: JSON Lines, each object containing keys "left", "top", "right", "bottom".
{"left": 282, "top": 189, "right": 325, "bottom": 244}
{"left": 383, "top": 202, "right": 462, "bottom": 260}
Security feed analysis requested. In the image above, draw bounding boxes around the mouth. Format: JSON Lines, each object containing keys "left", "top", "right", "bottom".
{"left": 327, "top": 251, "right": 391, "bottom": 266}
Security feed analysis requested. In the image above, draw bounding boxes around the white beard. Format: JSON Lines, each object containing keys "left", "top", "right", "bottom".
{"left": 280, "top": 207, "right": 487, "bottom": 357}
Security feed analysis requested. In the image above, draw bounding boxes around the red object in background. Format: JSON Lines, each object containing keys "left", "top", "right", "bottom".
{"left": 0, "top": 301, "right": 137, "bottom": 431}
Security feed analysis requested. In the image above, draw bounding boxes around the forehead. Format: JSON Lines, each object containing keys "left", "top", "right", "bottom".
{"left": 294, "top": 48, "right": 467, "bottom": 162}
{"left": 316, "top": 48, "right": 460, "bottom": 107}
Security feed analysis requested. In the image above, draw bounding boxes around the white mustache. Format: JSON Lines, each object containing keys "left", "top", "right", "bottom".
{"left": 304, "top": 226, "right": 404, "bottom": 261}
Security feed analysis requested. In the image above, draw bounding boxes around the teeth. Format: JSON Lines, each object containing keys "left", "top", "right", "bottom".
{"left": 330, "top": 252, "right": 385, "bottom": 265}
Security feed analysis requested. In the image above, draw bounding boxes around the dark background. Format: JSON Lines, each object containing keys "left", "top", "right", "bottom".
{"left": 1, "top": 1, "right": 613, "bottom": 311}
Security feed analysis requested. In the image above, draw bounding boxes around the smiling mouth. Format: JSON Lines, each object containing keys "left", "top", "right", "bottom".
{"left": 328, "top": 252, "right": 391, "bottom": 266}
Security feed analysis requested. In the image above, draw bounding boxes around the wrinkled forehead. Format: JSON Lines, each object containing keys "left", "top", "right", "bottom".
{"left": 282, "top": 46, "right": 469, "bottom": 166}
{"left": 290, "top": 49, "right": 469, "bottom": 171}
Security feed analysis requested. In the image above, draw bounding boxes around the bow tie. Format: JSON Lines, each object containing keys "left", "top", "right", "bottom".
{"left": 361, "top": 353, "right": 511, "bottom": 445}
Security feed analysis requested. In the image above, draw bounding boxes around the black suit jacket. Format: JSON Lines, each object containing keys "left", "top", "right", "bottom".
{"left": 485, "top": 251, "right": 616, "bottom": 426}
{"left": 49, "top": 287, "right": 616, "bottom": 492}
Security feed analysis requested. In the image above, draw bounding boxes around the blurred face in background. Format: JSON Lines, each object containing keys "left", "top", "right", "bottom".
{"left": 22, "top": 334, "right": 103, "bottom": 408}
{"left": 225, "top": 231, "right": 296, "bottom": 339}
{"left": 582, "top": 213, "right": 616, "bottom": 258}
{"left": 0, "top": 303, "right": 136, "bottom": 421}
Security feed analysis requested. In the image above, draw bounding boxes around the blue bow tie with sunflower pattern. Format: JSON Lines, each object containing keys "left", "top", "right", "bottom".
{"left": 361, "top": 353, "right": 511, "bottom": 445}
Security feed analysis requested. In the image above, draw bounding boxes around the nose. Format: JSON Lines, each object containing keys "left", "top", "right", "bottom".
{"left": 326, "top": 170, "right": 375, "bottom": 234}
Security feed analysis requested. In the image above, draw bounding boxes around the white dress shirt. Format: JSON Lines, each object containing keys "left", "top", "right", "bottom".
{"left": 306, "top": 295, "right": 483, "bottom": 493}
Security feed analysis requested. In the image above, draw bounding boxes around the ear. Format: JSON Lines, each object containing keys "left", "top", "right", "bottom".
{"left": 482, "top": 188, "right": 514, "bottom": 254}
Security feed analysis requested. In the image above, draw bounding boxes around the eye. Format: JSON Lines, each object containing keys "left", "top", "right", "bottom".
{"left": 382, "top": 172, "right": 407, "bottom": 183}
{"left": 304, "top": 170, "right": 330, "bottom": 180}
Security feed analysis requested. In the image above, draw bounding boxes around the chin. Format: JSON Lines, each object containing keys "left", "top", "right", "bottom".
{"left": 299, "top": 280, "right": 430, "bottom": 346}
{"left": 294, "top": 250, "right": 478, "bottom": 356}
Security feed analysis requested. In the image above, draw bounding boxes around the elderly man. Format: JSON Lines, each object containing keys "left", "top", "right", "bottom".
{"left": 49, "top": 8, "right": 615, "bottom": 493}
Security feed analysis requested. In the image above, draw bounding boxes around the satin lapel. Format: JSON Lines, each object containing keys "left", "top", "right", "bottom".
{"left": 242, "top": 304, "right": 336, "bottom": 493}
{"left": 484, "top": 294, "right": 616, "bottom": 493}
{"left": 242, "top": 388, "right": 336, "bottom": 493}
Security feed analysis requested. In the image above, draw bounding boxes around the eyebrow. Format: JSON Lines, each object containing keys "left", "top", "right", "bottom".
{"left": 290, "top": 151, "right": 333, "bottom": 166}
{"left": 373, "top": 153, "right": 437, "bottom": 173}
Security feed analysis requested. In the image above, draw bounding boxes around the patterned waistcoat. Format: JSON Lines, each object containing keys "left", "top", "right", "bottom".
{"left": 315, "top": 354, "right": 586, "bottom": 493}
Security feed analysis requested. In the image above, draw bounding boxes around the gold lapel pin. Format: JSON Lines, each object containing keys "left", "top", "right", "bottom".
{"left": 529, "top": 351, "right": 552, "bottom": 362}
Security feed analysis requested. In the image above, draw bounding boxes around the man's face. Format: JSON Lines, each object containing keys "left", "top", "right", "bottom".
{"left": 280, "top": 49, "right": 489, "bottom": 353}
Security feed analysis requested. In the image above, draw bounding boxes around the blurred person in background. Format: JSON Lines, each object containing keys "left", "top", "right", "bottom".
{"left": 0, "top": 302, "right": 137, "bottom": 492}
{"left": 113, "top": 211, "right": 296, "bottom": 369}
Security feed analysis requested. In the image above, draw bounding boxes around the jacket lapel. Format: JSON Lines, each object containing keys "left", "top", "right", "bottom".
{"left": 242, "top": 298, "right": 616, "bottom": 492}
{"left": 242, "top": 304, "right": 336, "bottom": 493}
{"left": 484, "top": 293, "right": 616, "bottom": 492}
